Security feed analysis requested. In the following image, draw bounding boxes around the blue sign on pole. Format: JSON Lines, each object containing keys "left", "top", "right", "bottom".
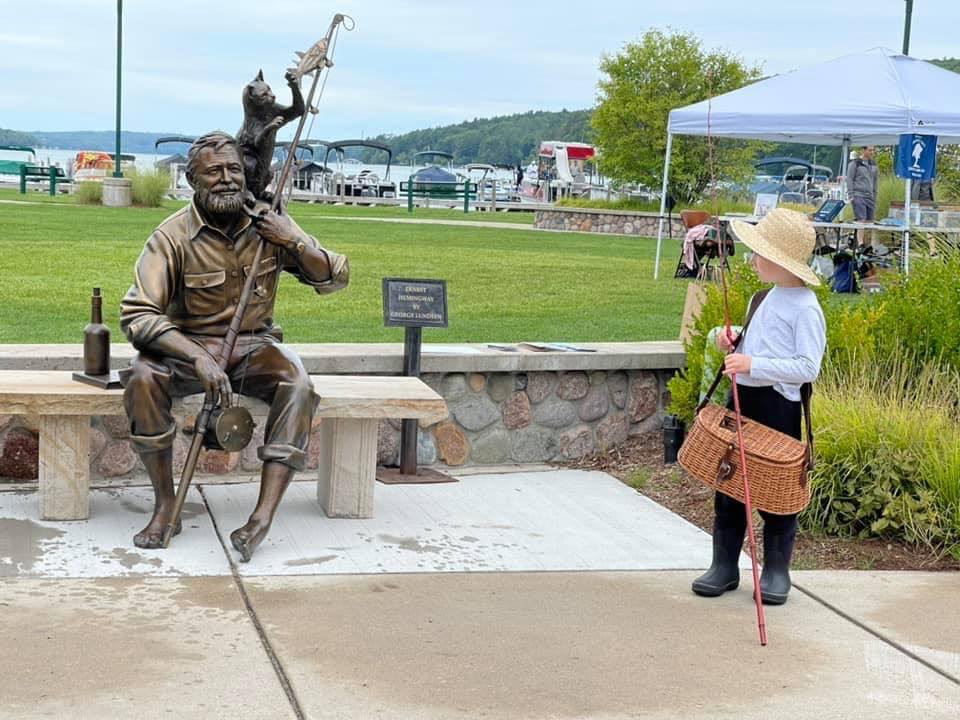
{"left": 895, "top": 134, "right": 937, "bottom": 181}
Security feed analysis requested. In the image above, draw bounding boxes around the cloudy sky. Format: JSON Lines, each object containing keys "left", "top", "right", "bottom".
{"left": 2, "top": 0, "right": 958, "bottom": 138}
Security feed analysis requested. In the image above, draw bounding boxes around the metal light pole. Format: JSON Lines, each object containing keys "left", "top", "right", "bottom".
{"left": 114, "top": 0, "right": 123, "bottom": 178}
{"left": 902, "top": 0, "right": 914, "bottom": 55}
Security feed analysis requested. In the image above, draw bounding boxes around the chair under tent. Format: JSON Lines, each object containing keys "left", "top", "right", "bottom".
{"left": 673, "top": 210, "right": 734, "bottom": 281}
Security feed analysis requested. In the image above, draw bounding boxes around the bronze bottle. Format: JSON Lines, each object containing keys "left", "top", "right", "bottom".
{"left": 83, "top": 287, "right": 110, "bottom": 376}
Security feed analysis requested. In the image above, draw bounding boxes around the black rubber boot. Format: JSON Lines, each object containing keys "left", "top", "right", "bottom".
{"left": 692, "top": 493, "right": 747, "bottom": 597}
{"left": 760, "top": 512, "right": 798, "bottom": 605}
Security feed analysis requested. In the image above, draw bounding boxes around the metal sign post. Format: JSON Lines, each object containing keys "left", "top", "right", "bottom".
{"left": 378, "top": 278, "right": 455, "bottom": 484}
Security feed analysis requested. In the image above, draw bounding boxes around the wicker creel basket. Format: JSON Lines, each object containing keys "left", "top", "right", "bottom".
{"left": 678, "top": 403, "right": 811, "bottom": 515}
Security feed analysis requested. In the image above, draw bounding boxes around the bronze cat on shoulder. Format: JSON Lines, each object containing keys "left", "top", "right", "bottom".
{"left": 237, "top": 69, "right": 305, "bottom": 200}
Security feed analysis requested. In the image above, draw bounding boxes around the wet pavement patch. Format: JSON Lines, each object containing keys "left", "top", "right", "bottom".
{"left": 0, "top": 518, "right": 66, "bottom": 574}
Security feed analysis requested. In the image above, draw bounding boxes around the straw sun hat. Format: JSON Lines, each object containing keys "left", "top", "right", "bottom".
{"left": 730, "top": 208, "right": 820, "bottom": 286}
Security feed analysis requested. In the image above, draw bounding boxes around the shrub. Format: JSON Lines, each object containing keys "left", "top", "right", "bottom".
{"left": 871, "top": 246, "right": 960, "bottom": 372}
{"left": 74, "top": 181, "right": 102, "bottom": 205}
{"left": 128, "top": 167, "right": 170, "bottom": 207}
{"left": 822, "top": 296, "right": 884, "bottom": 372}
{"left": 803, "top": 356, "right": 960, "bottom": 559}
{"left": 875, "top": 173, "right": 905, "bottom": 221}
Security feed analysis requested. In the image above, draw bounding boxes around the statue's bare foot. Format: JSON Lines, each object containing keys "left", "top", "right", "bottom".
{"left": 133, "top": 508, "right": 181, "bottom": 549}
{"left": 230, "top": 517, "right": 271, "bottom": 563}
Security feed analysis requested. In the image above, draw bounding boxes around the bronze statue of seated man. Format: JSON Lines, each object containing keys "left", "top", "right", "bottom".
{"left": 120, "top": 130, "right": 349, "bottom": 561}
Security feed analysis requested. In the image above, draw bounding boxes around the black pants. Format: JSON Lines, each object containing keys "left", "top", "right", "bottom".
{"left": 726, "top": 384, "right": 801, "bottom": 441}
{"left": 720, "top": 384, "right": 802, "bottom": 524}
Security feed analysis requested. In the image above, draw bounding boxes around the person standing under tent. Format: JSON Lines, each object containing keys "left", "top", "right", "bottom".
{"left": 846, "top": 146, "right": 878, "bottom": 248}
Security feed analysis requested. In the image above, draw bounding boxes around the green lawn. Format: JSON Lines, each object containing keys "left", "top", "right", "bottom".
{"left": 1, "top": 188, "right": 534, "bottom": 223}
{"left": 0, "top": 191, "right": 688, "bottom": 344}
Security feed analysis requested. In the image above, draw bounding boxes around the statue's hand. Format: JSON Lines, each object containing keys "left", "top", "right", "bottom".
{"left": 285, "top": 69, "right": 299, "bottom": 87}
{"left": 194, "top": 354, "right": 232, "bottom": 407}
{"left": 268, "top": 115, "right": 285, "bottom": 131}
{"left": 252, "top": 209, "right": 296, "bottom": 250}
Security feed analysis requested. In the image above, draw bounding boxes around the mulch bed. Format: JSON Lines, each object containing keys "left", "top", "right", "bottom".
{"left": 561, "top": 433, "right": 960, "bottom": 572}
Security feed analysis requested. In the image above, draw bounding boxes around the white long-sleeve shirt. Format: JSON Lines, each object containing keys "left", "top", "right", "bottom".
{"left": 738, "top": 286, "right": 826, "bottom": 402}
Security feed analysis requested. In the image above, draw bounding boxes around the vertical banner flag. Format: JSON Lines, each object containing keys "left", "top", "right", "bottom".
{"left": 895, "top": 134, "right": 937, "bottom": 181}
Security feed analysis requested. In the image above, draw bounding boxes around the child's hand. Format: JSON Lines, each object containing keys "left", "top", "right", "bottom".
{"left": 723, "top": 353, "right": 752, "bottom": 376}
{"left": 716, "top": 329, "right": 737, "bottom": 353}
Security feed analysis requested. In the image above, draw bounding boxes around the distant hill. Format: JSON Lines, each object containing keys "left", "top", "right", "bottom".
{"left": 27, "top": 131, "right": 170, "bottom": 154}
{"left": 0, "top": 128, "right": 40, "bottom": 146}
{"left": 358, "top": 109, "right": 594, "bottom": 166}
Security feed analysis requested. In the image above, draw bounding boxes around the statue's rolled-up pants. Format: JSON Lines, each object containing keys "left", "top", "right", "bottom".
{"left": 123, "top": 334, "right": 315, "bottom": 470}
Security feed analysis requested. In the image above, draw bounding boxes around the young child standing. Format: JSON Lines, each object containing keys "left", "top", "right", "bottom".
{"left": 691, "top": 208, "right": 826, "bottom": 605}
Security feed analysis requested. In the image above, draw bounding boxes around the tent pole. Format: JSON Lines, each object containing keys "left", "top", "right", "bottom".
{"left": 654, "top": 132, "right": 673, "bottom": 280}
{"left": 840, "top": 137, "right": 850, "bottom": 193}
{"left": 903, "top": 177, "right": 912, "bottom": 276}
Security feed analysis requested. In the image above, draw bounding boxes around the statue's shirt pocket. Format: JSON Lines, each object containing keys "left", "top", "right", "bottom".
{"left": 183, "top": 270, "right": 227, "bottom": 315}
{"left": 242, "top": 255, "right": 278, "bottom": 304}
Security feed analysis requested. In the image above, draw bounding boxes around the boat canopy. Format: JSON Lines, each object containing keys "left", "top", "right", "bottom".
{"left": 323, "top": 139, "right": 393, "bottom": 178}
{"left": 413, "top": 150, "right": 453, "bottom": 164}
{"left": 0, "top": 145, "right": 38, "bottom": 175}
{"left": 154, "top": 135, "right": 195, "bottom": 151}
{"left": 276, "top": 140, "right": 314, "bottom": 157}
{"left": 0, "top": 145, "right": 37, "bottom": 157}
{"left": 754, "top": 156, "right": 815, "bottom": 169}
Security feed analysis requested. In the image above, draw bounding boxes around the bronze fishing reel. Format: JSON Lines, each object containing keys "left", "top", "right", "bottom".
{"left": 184, "top": 405, "right": 256, "bottom": 452}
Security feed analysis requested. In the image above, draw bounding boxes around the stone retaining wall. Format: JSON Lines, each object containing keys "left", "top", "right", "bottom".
{"left": 379, "top": 368, "right": 671, "bottom": 468}
{"left": 0, "top": 343, "right": 684, "bottom": 482}
{"left": 534, "top": 207, "right": 686, "bottom": 238}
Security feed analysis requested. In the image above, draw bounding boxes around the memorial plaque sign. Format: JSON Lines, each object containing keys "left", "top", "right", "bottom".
{"left": 377, "top": 276, "right": 454, "bottom": 484}
{"left": 382, "top": 278, "right": 448, "bottom": 328}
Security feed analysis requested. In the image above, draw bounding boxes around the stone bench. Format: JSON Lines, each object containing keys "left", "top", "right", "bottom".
{"left": 0, "top": 371, "right": 448, "bottom": 522}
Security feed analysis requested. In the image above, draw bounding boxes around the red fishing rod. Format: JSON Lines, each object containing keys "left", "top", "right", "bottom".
{"left": 706, "top": 73, "right": 768, "bottom": 646}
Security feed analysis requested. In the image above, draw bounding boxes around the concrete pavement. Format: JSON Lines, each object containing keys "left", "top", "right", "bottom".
{"left": 1, "top": 469, "right": 957, "bottom": 719}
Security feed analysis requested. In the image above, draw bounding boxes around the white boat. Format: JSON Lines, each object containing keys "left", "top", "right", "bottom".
{"left": 71, "top": 150, "right": 136, "bottom": 182}
{"left": 321, "top": 139, "right": 397, "bottom": 198}
{"left": 463, "top": 163, "right": 514, "bottom": 203}
{"left": 521, "top": 141, "right": 608, "bottom": 202}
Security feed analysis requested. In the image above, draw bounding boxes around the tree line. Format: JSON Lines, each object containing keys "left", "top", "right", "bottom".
{"left": 355, "top": 109, "right": 593, "bottom": 167}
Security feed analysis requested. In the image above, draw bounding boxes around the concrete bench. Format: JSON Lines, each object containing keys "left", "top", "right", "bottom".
{"left": 0, "top": 371, "right": 448, "bottom": 522}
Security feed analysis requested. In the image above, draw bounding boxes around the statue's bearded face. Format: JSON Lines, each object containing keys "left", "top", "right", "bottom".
{"left": 191, "top": 146, "right": 246, "bottom": 218}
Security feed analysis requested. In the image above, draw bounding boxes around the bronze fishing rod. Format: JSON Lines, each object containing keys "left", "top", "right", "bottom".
{"left": 161, "top": 14, "right": 351, "bottom": 548}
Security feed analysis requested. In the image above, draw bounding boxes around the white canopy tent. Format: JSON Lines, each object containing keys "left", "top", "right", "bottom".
{"left": 654, "top": 48, "right": 960, "bottom": 278}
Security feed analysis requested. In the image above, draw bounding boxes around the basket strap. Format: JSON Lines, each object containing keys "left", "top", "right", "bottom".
{"left": 801, "top": 382, "right": 815, "bottom": 477}
{"left": 695, "top": 288, "right": 770, "bottom": 413}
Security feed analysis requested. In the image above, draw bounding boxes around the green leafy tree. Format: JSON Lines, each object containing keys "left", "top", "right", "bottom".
{"left": 592, "top": 30, "right": 763, "bottom": 203}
